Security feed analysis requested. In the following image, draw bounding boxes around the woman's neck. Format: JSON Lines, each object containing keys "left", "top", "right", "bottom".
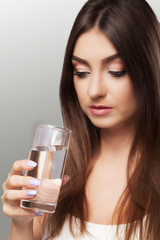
{"left": 98, "top": 125, "right": 135, "bottom": 165}
{"left": 85, "top": 125, "right": 136, "bottom": 225}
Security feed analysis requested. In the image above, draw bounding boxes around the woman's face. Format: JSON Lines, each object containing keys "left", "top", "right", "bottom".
{"left": 72, "top": 27, "right": 138, "bottom": 130}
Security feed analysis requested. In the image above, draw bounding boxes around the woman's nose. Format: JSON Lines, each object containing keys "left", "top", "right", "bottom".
{"left": 87, "top": 73, "right": 107, "bottom": 99}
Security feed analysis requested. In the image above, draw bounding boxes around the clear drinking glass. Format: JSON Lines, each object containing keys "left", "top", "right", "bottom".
{"left": 20, "top": 124, "right": 71, "bottom": 213}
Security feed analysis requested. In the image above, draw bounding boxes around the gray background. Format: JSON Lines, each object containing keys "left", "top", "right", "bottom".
{"left": 0, "top": 0, "right": 159, "bottom": 238}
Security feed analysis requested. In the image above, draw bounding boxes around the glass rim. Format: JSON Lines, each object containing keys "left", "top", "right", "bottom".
{"left": 37, "top": 123, "right": 72, "bottom": 133}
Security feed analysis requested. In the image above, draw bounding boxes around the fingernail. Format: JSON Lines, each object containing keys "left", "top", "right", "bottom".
{"left": 26, "top": 190, "right": 37, "bottom": 196}
{"left": 65, "top": 174, "right": 70, "bottom": 181}
{"left": 27, "top": 161, "right": 37, "bottom": 167}
{"left": 53, "top": 179, "right": 62, "bottom": 186}
{"left": 30, "top": 179, "right": 41, "bottom": 186}
{"left": 35, "top": 211, "right": 43, "bottom": 216}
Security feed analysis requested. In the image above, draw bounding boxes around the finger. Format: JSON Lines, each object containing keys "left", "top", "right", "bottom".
{"left": 62, "top": 174, "right": 69, "bottom": 186}
{"left": 6, "top": 175, "right": 41, "bottom": 190}
{"left": 9, "top": 160, "right": 37, "bottom": 176}
{"left": 2, "top": 203, "right": 36, "bottom": 218}
{"left": 3, "top": 189, "right": 37, "bottom": 202}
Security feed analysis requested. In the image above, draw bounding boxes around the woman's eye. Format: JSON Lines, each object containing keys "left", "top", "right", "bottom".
{"left": 73, "top": 71, "right": 90, "bottom": 78}
{"left": 108, "top": 70, "right": 126, "bottom": 77}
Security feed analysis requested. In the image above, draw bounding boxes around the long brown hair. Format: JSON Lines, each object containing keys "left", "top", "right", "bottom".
{"left": 45, "top": 0, "right": 160, "bottom": 239}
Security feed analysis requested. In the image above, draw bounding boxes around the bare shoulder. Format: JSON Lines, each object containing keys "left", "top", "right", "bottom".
{"left": 33, "top": 214, "right": 46, "bottom": 240}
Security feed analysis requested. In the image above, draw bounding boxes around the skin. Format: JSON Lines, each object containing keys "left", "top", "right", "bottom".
{"left": 72, "top": 27, "right": 138, "bottom": 224}
{"left": 72, "top": 27, "right": 137, "bottom": 132}
{"left": 2, "top": 26, "right": 138, "bottom": 238}
{"left": 1, "top": 159, "right": 69, "bottom": 240}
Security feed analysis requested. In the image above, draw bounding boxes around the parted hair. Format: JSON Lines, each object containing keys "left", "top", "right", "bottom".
{"left": 45, "top": 0, "right": 160, "bottom": 239}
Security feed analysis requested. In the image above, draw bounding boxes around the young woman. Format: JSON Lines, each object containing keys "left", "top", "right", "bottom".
{"left": 2, "top": 0, "right": 160, "bottom": 239}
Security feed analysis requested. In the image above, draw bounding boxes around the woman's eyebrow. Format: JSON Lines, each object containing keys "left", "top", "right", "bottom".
{"left": 72, "top": 53, "right": 120, "bottom": 66}
{"left": 72, "top": 55, "right": 89, "bottom": 66}
{"left": 101, "top": 53, "right": 120, "bottom": 65}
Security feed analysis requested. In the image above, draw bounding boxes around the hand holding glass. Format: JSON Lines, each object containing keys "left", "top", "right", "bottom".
{"left": 20, "top": 124, "right": 71, "bottom": 213}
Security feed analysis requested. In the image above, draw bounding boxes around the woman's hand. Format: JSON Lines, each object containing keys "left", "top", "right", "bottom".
{"left": 1, "top": 159, "right": 69, "bottom": 226}
{"left": 1, "top": 160, "right": 42, "bottom": 225}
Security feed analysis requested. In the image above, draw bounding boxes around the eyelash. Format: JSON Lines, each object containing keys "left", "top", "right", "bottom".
{"left": 73, "top": 70, "right": 126, "bottom": 78}
{"left": 108, "top": 70, "right": 126, "bottom": 77}
{"left": 73, "top": 71, "right": 90, "bottom": 78}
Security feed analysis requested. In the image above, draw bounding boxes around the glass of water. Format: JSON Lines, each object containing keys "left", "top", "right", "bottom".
{"left": 20, "top": 124, "right": 71, "bottom": 213}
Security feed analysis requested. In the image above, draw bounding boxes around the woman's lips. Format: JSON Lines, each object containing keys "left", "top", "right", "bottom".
{"left": 89, "top": 105, "right": 113, "bottom": 115}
